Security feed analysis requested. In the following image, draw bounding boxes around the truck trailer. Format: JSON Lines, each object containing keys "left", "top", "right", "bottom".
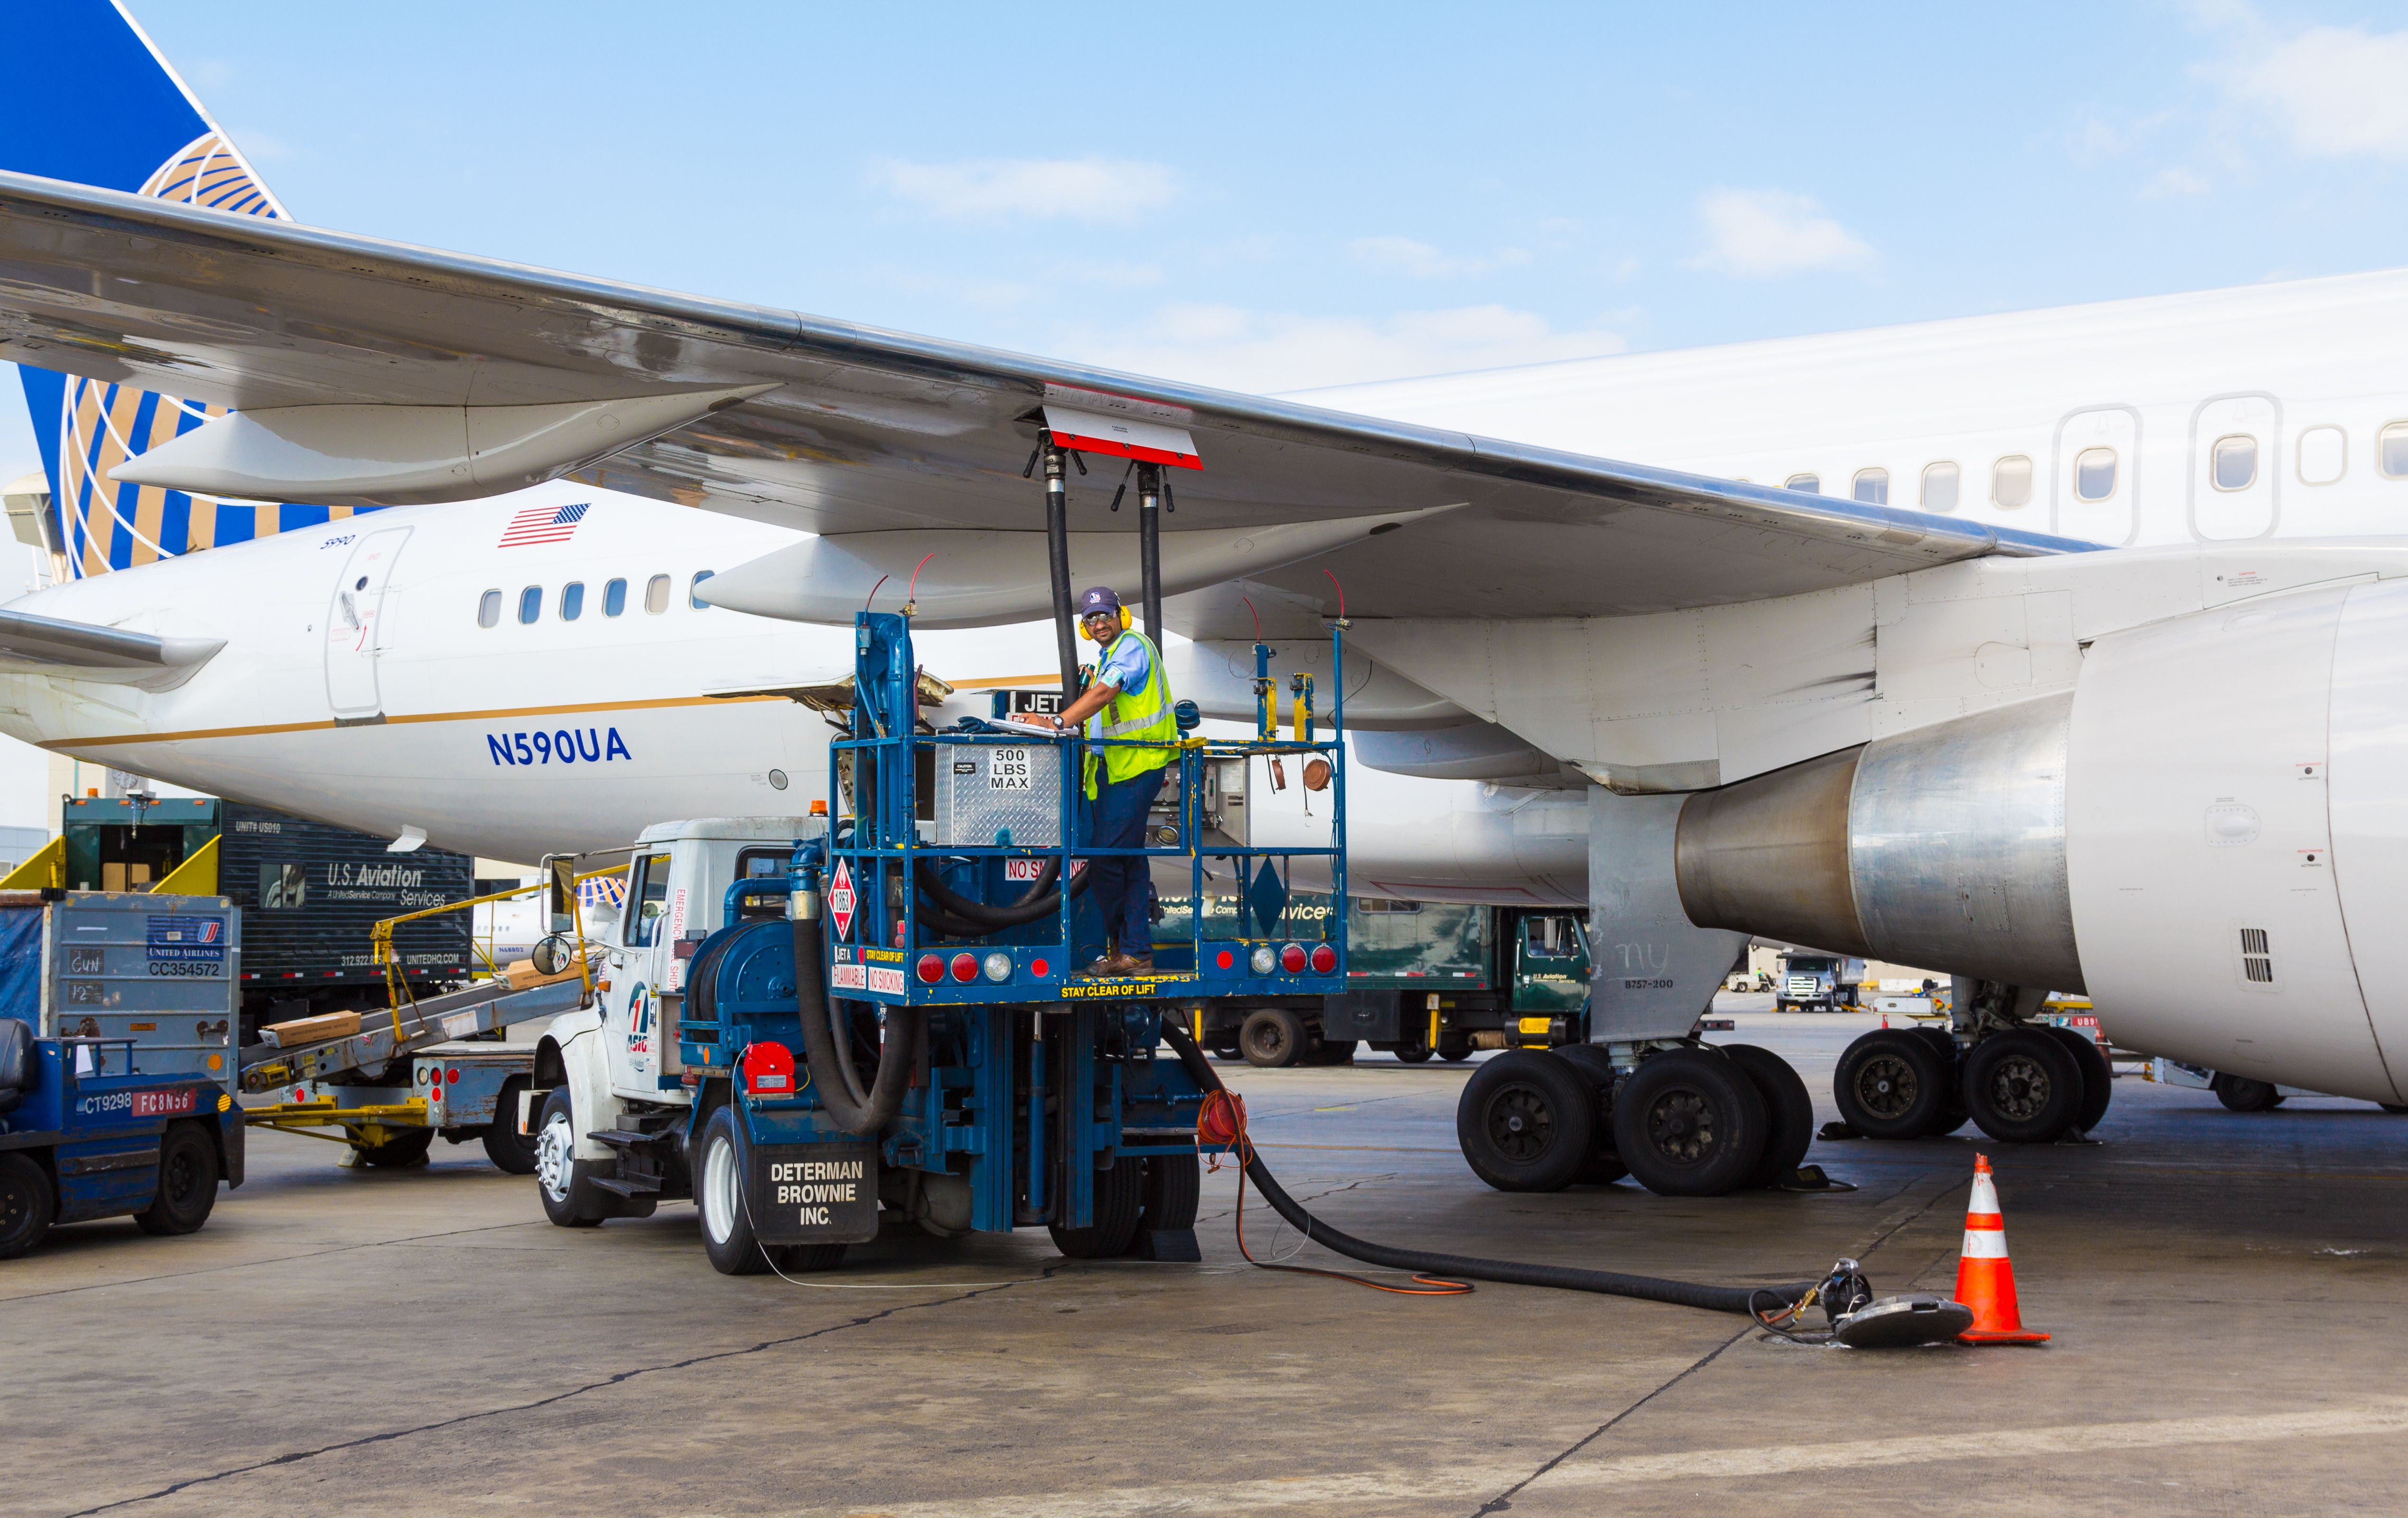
{"left": 1171, "top": 896, "right": 1593, "bottom": 1066}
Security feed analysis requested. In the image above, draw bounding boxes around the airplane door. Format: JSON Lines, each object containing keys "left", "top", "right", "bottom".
{"left": 324, "top": 528, "right": 412, "bottom": 719}
{"left": 2051, "top": 406, "right": 2138, "bottom": 545}
{"left": 2190, "top": 394, "right": 2281, "bottom": 541}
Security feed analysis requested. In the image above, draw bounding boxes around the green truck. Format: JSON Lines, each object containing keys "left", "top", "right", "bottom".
{"left": 1166, "top": 896, "right": 1593, "bottom": 1066}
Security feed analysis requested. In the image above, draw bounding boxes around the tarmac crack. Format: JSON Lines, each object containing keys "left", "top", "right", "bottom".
{"left": 59, "top": 1266, "right": 1059, "bottom": 1517}
{"left": 1462, "top": 1166, "right": 1971, "bottom": 1516}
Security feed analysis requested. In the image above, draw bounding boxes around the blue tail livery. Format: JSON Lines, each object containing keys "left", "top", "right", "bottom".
{"left": 1, "top": 0, "right": 384, "bottom": 578}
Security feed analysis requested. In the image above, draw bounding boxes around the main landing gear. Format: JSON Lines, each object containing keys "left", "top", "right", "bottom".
{"left": 1833, "top": 990, "right": 2114, "bottom": 1146}
{"left": 1454, "top": 1042, "right": 1813, "bottom": 1198}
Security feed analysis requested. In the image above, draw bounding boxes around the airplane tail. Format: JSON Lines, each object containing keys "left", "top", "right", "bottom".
{"left": 1, "top": 0, "right": 381, "bottom": 580}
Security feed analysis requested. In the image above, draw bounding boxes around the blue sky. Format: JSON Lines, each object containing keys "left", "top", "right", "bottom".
{"left": 11, "top": 0, "right": 2408, "bottom": 486}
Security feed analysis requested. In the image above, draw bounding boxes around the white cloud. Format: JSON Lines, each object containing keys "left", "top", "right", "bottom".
{"left": 2225, "top": 23, "right": 2408, "bottom": 158}
{"left": 1065, "top": 302, "right": 1625, "bottom": 394}
{"left": 2142, "top": 166, "right": 2211, "bottom": 198}
{"left": 868, "top": 156, "right": 1176, "bottom": 224}
{"left": 1053, "top": 259, "right": 1163, "bottom": 289}
{"left": 1684, "top": 188, "right": 1876, "bottom": 278}
{"left": 1348, "top": 236, "right": 1531, "bottom": 279}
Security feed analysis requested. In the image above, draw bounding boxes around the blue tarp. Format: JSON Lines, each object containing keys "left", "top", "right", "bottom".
{"left": 0, "top": 905, "right": 41, "bottom": 1029}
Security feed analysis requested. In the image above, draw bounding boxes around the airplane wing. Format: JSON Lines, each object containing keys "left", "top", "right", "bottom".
{"left": 0, "top": 605, "right": 223, "bottom": 686}
{"left": 0, "top": 170, "right": 2090, "bottom": 637}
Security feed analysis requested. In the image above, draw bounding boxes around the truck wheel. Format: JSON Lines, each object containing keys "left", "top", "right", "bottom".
{"left": 2212, "top": 1073, "right": 2282, "bottom": 1113}
{"left": 1438, "top": 1043, "right": 1473, "bottom": 1062}
{"left": 1239, "top": 1008, "right": 1308, "bottom": 1067}
{"left": 1395, "top": 1046, "right": 1433, "bottom": 1064}
{"left": 1309, "top": 1038, "right": 1358, "bottom": 1066}
{"left": 1963, "top": 1028, "right": 2085, "bottom": 1143}
{"left": 354, "top": 1128, "right": 434, "bottom": 1168}
{"left": 1834, "top": 1030, "right": 1951, "bottom": 1140}
{"left": 0, "top": 1150, "right": 53, "bottom": 1260}
{"left": 134, "top": 1122, "right": 220, "bottom": 1235}
{"left": 1136, "top": 1153, "right": 1201, "bottom": 1232}
{"left": 1722, "top": 1045, "right": 1814, "bottom": 1189}
{"left": 534, "top": 1086, "right": 604, "bottom": 1228}
{"left": 1455, "top": 1050, "right": 1595, "bottom": 1192}
{"left": 1612, "top": 1048, "right": 1768, "bottom": 1197}
{"left": 777, "top": 1244, "right": 849, "bottom": 1272}
{"left": 697, "top": 1105, "right": 773, "bottom": 1275}
{"left": 1549, "top": 1044, "right": 1628, "bottom": 1185}
{"left": 2046, "top": 1027, "right": 2114, "bottom": 1134}
{"left": 1049, "top": 1156, "right": 1144, "bottom": 1257}
{"left": 479, "top": 1076, "right": 541, "bottom": 1174}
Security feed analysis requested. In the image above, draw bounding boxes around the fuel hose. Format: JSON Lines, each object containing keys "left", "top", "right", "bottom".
{"left": 914, "top": 855, "right": 1088, "bottom": 931}
{"left": 792, "top": 904, "right": 922, "bottom": 1135}
{"left": 1157, "top": 1015, "right": 1815, "bottom": 1317}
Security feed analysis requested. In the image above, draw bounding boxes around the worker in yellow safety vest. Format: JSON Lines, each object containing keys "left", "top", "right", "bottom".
{"left": 1041, "top": 585, "right": 1180, "bottom": 975}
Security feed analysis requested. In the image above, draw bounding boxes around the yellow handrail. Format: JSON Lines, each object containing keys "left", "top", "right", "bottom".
{"left": 369, "top": 862, "right": 624, "bottom": 1036}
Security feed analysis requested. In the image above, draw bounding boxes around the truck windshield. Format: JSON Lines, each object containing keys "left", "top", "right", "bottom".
{"left": 1526, "top": 916, "right": 1580, "bottom": 958}
{"left": 624, "top": 855, "right": 670, "bottom": 946}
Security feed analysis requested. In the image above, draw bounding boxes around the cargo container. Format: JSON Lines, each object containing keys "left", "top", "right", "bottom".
{"left": 8, "top": 798, "right": 474, "bottom": 1041}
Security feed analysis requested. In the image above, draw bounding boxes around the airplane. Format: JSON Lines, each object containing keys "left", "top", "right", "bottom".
{"left": 4, "top": 1, "right": 2407, "bottom": 1188}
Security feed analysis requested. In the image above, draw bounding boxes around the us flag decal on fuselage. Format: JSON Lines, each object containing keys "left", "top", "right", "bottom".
{"left": 499, "top": 502, "right": 591, "bottom": 547}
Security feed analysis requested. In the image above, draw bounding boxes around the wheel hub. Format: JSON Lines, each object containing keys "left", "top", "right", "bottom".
{"left": 1855, "top": 1056, "right": 1917, "bottom": 1119}
{"left": 537, "top": 1113, "right": 574, "bottom": 1201}
{"left": 1988, "top": 1057, "right": 2050, "bottom": 1120}
{"left": 1645, "top": 1089, "right": 1716, "bottom": 1165}
{"left": 1484, "top": 1085, "right": 1554, "bottom": 1162}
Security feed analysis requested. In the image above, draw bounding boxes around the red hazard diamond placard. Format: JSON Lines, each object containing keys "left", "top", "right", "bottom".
{"left": 828, "top": 859, "right": 857, "bottom": 942}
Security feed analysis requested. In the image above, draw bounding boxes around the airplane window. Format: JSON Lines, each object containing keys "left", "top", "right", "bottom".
{"left": 604, "top": 577, "right": 627, "bottom": 617}
{"left": 1992, "top": 455, "right": 2033, "bottom": 509}
{"left": 1784, "top": 472, "right": 1821, "bottom": 494}
{"left": 2212, "top": 434, "right": 2258, "bottom": 491}
{"left": 2075, "top": 447, "right": 2117, "bottom": 501}
{"left": 644, "top": 575, "right": 670, "bottom": 615}
{"left": 1921, "top": 462, "right": 1960, "bottom": 512}
{"left": 2379, "top": 421, "right": 2408, "bottom": 479}
{"left": 2298, "top": 425, "right": 2346, "bottom": 485}
{"left": 690, "top": 569, "right": 715, "bottom": 610}
{"left": 1851, "top": 468, "right": 1889, "bottom": 505}
{"left": 560, "top": 582, "right": 584, "bottom": 621}
{"left": 478, "top": 589, "right": 501, "bottom": 629}
{"left": 517, "top": 586, "right": 542, "bottom": 624}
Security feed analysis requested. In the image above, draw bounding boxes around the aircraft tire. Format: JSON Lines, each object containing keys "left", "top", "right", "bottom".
{"left": 1963, "top": 1028, "right": 2085, "bottom": 1143}
{"left": 1456, "top": 1050, "right": 1596, "bottom": 1193}
{"left": 2045, "top": 1027, "right": 2114, "bottom": 1134}
{"left": 1834, "top": 1030, "right": 1952, "bottom": 1140}
{"left": 1722, "top": 1044, "right": 1814, "bottom": 1188}
{"left": 1549, "top": 1044, "right": 1628, "bottom": 1185}
{"left": 1612, "top": 1047, "right": 1769, "bottom": 1197}
{"left": 2213, "top": 1073, "right": 2283, "bottom": 1113}
{"left": 1910, "top": 1028, "right": 1972, "bottom": 1136}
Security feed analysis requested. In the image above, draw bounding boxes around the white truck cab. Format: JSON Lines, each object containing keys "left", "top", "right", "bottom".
{"left": 532, "top": 817, "right": 817, "bottom": 1188}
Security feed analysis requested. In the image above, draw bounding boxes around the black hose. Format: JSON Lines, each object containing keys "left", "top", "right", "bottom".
{"left": 913, "top": 855, "right": 1089, "bottom": 930}
{"left": 793, "top": 910, "right": 922, "bottom": 1135}
{"left": 1157, "top": 1016, "right": 1812, "bottom": 1317}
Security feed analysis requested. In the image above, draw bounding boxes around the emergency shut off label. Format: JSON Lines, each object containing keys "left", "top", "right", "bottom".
{"left": 749, "top": 1140, "right": 880, "bottom": 1243}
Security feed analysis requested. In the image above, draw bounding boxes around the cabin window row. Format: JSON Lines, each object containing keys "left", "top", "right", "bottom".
{"left": 1779, "top": 422, "right": 2408, "bottom": 514}
{"left": 477, "top": 571, "right": 717, "bottom": 628}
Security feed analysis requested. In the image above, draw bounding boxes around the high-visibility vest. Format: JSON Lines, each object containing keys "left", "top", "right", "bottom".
{"left": 1085, "top": 629, "right": 1178, "bottom": 796}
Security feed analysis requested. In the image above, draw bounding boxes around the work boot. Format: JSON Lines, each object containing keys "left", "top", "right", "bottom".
{"left": 1107, "top": 952, "right": 1153, "bottom": 975}
{"left": 1079, "top": 954, "right": 1121, "bottom": 979}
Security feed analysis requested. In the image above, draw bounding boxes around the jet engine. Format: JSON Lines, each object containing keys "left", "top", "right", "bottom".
{"left": 1672, "top": 577, "right": 2408, "bottom": 1105}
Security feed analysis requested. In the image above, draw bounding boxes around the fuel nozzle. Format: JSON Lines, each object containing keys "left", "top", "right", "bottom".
{"left": 1816, "top": 1257, "right": 1874, "bottom": 1326}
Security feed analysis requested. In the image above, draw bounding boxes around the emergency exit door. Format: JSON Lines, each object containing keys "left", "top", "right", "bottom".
{"left": 324, "top": 528, "right": 412, "bottom": 719}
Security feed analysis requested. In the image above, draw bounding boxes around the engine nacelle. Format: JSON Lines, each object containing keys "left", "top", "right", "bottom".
{"left": 1674, "top": 577, "right": 2408, "bottom": 1105}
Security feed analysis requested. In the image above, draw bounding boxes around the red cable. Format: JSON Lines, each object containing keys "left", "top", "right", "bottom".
{"left": 1198, "top": 1089, "right": 1470, "bottom": 1298}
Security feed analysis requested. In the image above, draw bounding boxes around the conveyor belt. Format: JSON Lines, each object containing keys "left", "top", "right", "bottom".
{"left": 236, "top": 976, "right": 587, "bottom": 1093}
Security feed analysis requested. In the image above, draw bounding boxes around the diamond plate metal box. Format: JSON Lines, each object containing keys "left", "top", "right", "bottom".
{"left": 933, "top": 742, "right": 1064, "bottom": 848}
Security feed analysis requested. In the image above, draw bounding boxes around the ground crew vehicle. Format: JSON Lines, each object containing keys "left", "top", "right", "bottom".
{"left": 1176, "top": 897, "right": 1592, "bottom": 1066}
{"left": 1774, "top": 950, "right": 1865, "bottom": 1013}
{"left": 7, "top": 796, "right": 474, "bottom": 1041}
{"left": 527, "top": 601, "right": 1351, "bottom": 1273}
{"left": 0, "top": 889, "right": 246, "bottom": 1259}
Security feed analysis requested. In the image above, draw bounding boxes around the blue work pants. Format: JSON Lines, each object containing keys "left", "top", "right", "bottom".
{"left": 1085, "top": 764, "right": 1167, "bottom": 957}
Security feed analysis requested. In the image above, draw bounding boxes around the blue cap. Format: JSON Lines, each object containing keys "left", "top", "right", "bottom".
{"left": 1078, "top": 586, "right": 1123, "bottom": 615}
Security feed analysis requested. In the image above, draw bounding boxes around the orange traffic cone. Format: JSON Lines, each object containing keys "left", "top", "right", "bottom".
{"left": 1954, "top": 1154, "right": 2050, "bottom": 1344}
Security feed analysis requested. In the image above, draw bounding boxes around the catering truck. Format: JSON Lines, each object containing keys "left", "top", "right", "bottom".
{"left": 6, "top": 797, "right": 475, "bottom": 1042}
{"left": 1171, "top": 896, "right": 1593, "bottom": 1066}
